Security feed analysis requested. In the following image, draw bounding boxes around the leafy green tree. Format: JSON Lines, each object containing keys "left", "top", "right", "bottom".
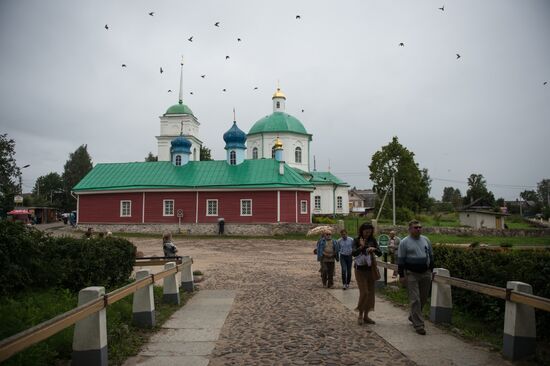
{"left": 537, "top": 179, "right": 550, "bottom": 208}
{"left": 463, "top": 173, "right": 495, "bottom": 207}
{"left": 144, "top": 152, "right": 158, "bottom": 162}
{"left": 62, "top": 145, "right": 93, "bottom": 210}
{"left": 442, "top": 187, "right": 462, "bottom": 208}
{"left": 520, "top": 190, "right": 539, "bottom": 204}
{"left": 200, "top": 145, "right": 212, "bottom": 161}
{"left": 369, "top": 137, "right": 431, "bottom": 213}
{"left": 0, "top": 134, "right": 21, "bottom": 216}
{"left": 32, "top": 172, "right": 63, "bottom": 207}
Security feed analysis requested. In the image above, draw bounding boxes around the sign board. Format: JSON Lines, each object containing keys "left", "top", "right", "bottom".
{"left": 378, "top": 234, "right": 390, "bottom": 254}
{"left": 177, "top": 209, "right": 184, "bottom": 218}
{"left": 14, "top": 195, "right": 23, "bottom": 203}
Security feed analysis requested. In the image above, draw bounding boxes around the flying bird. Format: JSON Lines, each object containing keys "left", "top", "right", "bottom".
{"left": 544, "top": 81, "right": 548, "bottom": 85}
{"left": 160, "top": 67, "right": 163, "bottom": 74}
{"left": 214, "top": 22, "right": 220, "bottom": 27}
{"left": 237, "top": 38, "right": 242, "bottom": 42}
{"left": 222, "top": 88, "right": 227, "bottom": 92}
{"left": 399, "top": 42, "right": 404, "bottom": 46}
{"left": 188, "top": 36, "right": 193, "bottom": 42}
{"left": 121, "top": 64, "right": 127, "bottom": 68}
{"left": 148, "top": 12, "right": 155, "bottom": 16}
{"left": 439, "top": 5, "right": 444, "bottom": 11}
{"left": 301, "top": 109, "right": 305, "bottom": 113}
{"left": 253, "top": 87, "right": 258, "bottom": 90}
{"left": 456, "top": 53, "right": 461, "bottom": 59}
{"left": 104, "top": 24, "right": 109, "bottom": 30}
{"left": 201, "top": 75, "right": 206, "bottom": 78}
{"left": 190, "top": 91, "right": 194, "bottom": 95}
{"left": 225, "top": 55, "right": 230, "bottom": 60}
{"left": 168, "top": 89, "right": 172, "bottom": 93}
{"left": 296, "top": 15, "right": 301, "bottom": 19}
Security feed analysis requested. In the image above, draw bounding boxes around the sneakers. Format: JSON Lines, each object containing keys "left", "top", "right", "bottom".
{"left": 346, "top": 284, "right": 350, "bottom": 289}
{"left": 415, "top": 328, "right": 426, "bottom": 335}
{"left": 342, "top": 285, "right": 347, "bottom": 290}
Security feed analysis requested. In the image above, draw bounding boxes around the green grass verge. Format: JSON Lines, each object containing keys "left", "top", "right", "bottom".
{"left": 1, "top": 286, "right": 192, "bottom": 366}
{"left": 428, "top": 233, "right": 550, "bottom": 247}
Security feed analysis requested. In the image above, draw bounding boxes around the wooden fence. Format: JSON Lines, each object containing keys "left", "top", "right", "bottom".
{"left": 0, "top": 257, "right": 192, "bottom": 363}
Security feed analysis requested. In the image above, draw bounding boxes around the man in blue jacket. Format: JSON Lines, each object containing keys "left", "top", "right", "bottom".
{"left": 398, "top": 220, "right": 434, "bottom": 335}
{"left": 316, "top": 230, "right": 340, "bottom": 288}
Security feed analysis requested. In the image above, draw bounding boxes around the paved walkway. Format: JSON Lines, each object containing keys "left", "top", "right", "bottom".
{"left": 125, "top": 238, "right": 512, "bottom": 366}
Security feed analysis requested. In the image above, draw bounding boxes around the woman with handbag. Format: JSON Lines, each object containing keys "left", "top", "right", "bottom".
{"left": 352, "top": 222, "right": 382, "bottom": 325}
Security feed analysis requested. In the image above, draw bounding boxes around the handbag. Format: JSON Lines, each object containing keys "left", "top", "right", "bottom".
{"left": 354, "top": 253, "right": 370, "bottom": 266}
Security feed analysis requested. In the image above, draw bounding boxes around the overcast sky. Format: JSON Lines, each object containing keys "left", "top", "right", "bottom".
{"left": 1, "top": 0, "right": 549, "bottom": 200}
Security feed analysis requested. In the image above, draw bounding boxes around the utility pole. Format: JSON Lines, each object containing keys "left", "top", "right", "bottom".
{"left": 392, "top": 174, "right": 396, "bottom": 226}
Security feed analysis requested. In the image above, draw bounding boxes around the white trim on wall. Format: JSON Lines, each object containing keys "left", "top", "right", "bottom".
{"left": 206, "top": 199, "right": 218, "bottom": 216}
{"left": 120, "top": 200, "right": 132, "bottom": 217}
{"left": 163, "top": 199, "right": 175, "bottom": 216}
{"left": 142, "top": 192, "right": 145, "bottom": 223}
{"left": 277, "top": 191, "right": 280, "bottom": 222}
{"left": 240, "top": 199, "right": 252, "bottom": 216}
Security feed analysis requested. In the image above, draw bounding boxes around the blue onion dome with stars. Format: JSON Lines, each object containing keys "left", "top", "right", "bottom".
{"left": 223, "top": 121, "right": 247, "bottom": 150}
{"left": 170, "top": 135, "right": 191, "bottom": 154}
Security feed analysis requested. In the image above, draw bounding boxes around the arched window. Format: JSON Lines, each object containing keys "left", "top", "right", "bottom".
{"left": 276, "top": 101, "right": 280, "bottom": 109}
{"left": 295, "top": 147, "right": 302, "bottom": 163}
{"left": 175, "top": 155, "right": 182, "bottom": 166}
{"left": 230, "top": 150, "right": 236, "bottom": 165}
{"left": 252, "top": 147, "right": 258, "bottom": 159}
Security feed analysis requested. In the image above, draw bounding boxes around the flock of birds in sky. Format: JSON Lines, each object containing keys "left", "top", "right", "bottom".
{"left": 108, "top": 6, "right": 547, "bottom": 96}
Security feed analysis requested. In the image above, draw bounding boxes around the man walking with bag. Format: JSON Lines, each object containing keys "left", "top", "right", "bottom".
{"left": 398, "top": 220, "right": 434, "bottom": 335}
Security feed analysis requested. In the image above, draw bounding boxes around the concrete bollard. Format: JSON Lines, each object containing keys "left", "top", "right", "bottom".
{"left": 503, "top": 281, "right": 536, "bottom": 360}
{"left": 430, "top": 268, "right": 452, "bottom": 324}
{"left": 181, "top": 256, "right": 194, "bottom": 292}
{"left": 72, "top": 287, "right": 108, "bottom": 366}
{"left": 163, "top": 261, "right": 180, "bottom": 305}
{"left": 132, "top": 269, "right": 155, "bottom": 328}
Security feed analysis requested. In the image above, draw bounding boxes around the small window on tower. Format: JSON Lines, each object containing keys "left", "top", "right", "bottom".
{"left": 230, "top": 151, "right": 236, "bottom": 165}
{"left": 276, "top": 101, "right": 280, "bottom": 108}
{"left": 175, "top": 155, "right": 182, "bottom": 166}
{"left": 272, "top": 147, "right": 276, "bottom": 159}
{"left": 295, "top": 147, "right": 302, "bottom": 163}
{"left": 252, "top": 147, "right": 258, "bottom": 160}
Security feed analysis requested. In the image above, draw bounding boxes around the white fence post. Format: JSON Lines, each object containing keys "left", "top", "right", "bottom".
{"left": 72, "top": 287, "right": 107, "bottom": 366}
{"left": 430, "top": 268, "right": 452, "bottom": 324}
{"left": 181, "top": 256, "right": 194, "bottom": 292}
{"left": 132, "top": 269, "right": 155, "bottom": 328}
{"left": 503, "top": 281, "right": 536, "bottom": 360}
{"left": 163, "top": 261, "right": 180, "bottom": 304}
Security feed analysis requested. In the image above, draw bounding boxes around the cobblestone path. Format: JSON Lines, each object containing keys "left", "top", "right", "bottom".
{"left": 195, "top": 239, "right": 415, "bottom": 366}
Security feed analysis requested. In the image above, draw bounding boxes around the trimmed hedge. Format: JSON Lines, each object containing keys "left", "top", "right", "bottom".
{"left": 0, "top": 221, "right": 136, "bottom": 295}
{"left": 433, "top": 245, "right": 550, "bottom": 339}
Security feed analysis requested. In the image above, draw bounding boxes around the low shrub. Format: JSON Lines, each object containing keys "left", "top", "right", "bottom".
{"left": 434, "top": 245, "right": 550, "bottom": 339}
{"left": 312, "top": 216, "right": 336, "bottom": 224}
{"left": 0, "top": 221, "right": 136, "bottom": 295}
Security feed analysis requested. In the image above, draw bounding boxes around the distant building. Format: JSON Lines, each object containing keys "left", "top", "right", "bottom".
{"left": 458, "top": 208, "right": 508, "bottom": 229}
{"left": 348, "top": 188, "right": 376, "bottom": 214}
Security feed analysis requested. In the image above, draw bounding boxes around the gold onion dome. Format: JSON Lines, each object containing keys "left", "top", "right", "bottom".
{"left": 272, "top": 87, "right": 286, "bottom": 100}
{"left": 274, "top": 137, "right": 283, "bottom": 149}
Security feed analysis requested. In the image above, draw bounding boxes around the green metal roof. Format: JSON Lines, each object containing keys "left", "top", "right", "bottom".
{"left": 248, "top": 112, "right": 310, "bottom": 136}
{"left": 73, "top": 160, "right": 314, "bottom": 192}
{"left": 309, "top": 171, "right": 349, "bottom": 186}
{"left": 165, "top": 102, "right": 194, "bottom": 116}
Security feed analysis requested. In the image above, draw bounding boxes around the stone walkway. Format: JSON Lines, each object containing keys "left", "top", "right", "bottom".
{"left": 125, "top": 238, "right": 511, "bottom": 365}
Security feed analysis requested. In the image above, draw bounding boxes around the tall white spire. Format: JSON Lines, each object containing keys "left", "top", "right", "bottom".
{"left": 178, "top": 56, "right": 184, "bottom": 104}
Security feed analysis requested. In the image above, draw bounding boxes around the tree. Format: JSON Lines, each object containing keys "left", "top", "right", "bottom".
{"left": 369, "top": 137, "right": 431, "bottom": 213}
{"left": 144, "top": 152, "right": 158, "bottom": 162}
{"left": 520, "top": 190, "right": 539, "bottom": 204}
{"left": 32, "top": 172, "right": 63, "bottom": 207}
{"left": 0, "top": 134, "right": 21, "bottom": 216}
{"left": 442, "top": 186, "right": 462, "bottom": 208}
{"left": 200, "top": 146, "right": 212, "bottom": 161}
{"left": 537, "top": 179, "right": 550, "bottom": 208}
{"left": 463, "top": 173, "right": 495, "bottom": 207}
{"left": 62, "top": 145, "right": 93, "bottom": 210}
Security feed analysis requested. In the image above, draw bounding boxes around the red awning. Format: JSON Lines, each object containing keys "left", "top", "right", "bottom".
{"left": 7, "top": 210, "right": 30, "bottom": 215}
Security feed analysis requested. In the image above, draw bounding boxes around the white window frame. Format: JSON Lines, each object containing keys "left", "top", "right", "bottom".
{"left": 175, "top": 155, "right": 182, "bottom": 166}
{"left": 163, "top": 199, "right": 174, "bottom": 216}
{"left": 337, "top": 196, "right": 343, "bottom": 210}
{"left": 314, "top": 196, "right": 321, "bottom": 210}
{"left": 252, "top": 147, "right": 258, "bottom": 159}
{"left": 230, "top": 150, "right": 236, "bottom": 165}
{"left": 120, "top": 200, "right": 131, "bottom": 217}
{"left": 295, "top": 147, "right": 302, "bottom": 163}
{"left": 300, "top": 200, "right": 308, "bottom": 214}
{"left": 206, "top": 199, "right": 218, "bottom": 216}
{"left": 240, "top": 199, "right": 252, "bottom": 216}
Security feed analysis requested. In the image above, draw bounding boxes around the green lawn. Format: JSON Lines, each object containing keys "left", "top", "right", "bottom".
{"left": 427, "top": 233, "right": 550, "bottom": 247}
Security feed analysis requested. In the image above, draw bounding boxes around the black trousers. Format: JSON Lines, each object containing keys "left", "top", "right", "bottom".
{"left": 321, "top": 261, "right": 335, "bottom": 287}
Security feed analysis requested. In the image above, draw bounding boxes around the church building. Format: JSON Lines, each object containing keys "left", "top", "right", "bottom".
{"left": 73, "top": 61, "right": 348, "bottom": 227}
